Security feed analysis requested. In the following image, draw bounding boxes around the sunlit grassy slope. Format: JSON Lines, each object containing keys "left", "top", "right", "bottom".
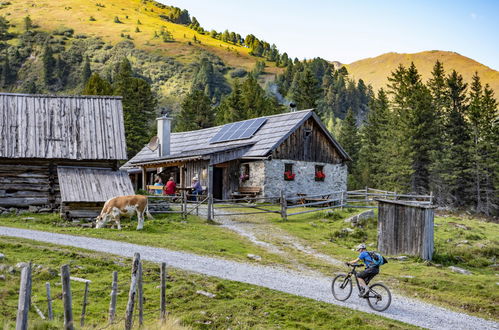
{"left": 346, "top": 50, "right": 499, "bottom": 95}
{"left": 1, "top": 0, "right": 280, "bottom": 73}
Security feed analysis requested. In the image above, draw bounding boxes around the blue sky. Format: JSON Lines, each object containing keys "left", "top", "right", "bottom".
{"left": 162, "top": 0, "right": 499, "bottom": 70}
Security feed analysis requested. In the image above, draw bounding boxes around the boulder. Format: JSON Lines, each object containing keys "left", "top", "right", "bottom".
{"left": 400, "top": 275, "right": 414, "bottom": 279}
{"left": 389, "top": 256, "right": 409, "bottom": 261}
{"left": 0, "top": 253, "right": 4, "bottom": 260}
{"left": 22, "top": 217, "right": 35, "bottom": 221}
{"left": 449, "top": 266, "right": 472, "bottom": 275}
{"left": 38, "top": 208, "right": 52, "bottom": 213}
{"left": 28, "top": 205, "right": 40, "bottom": 213}
{"left": 196, "top": 290, "right": 216, "bottom": 298}
{"left": 247, "top": 254, "right": 262, "bottom": 261}
{"left": 0, "top": 275, "right": 5, "bottom": 281}
{"left": 342, "top": 227, "right": 354, "bottom": 233}
{"left": 8, "top": 208, "right": 17, "bottom": 214}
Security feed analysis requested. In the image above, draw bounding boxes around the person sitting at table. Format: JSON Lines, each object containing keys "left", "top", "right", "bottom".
{"left": 163, "top": 177, "right": 176, "bottom": 196}
{"left": 153, "top": 176, "right": 163, "bottom": 195}
{"left": 191, "top": 177, "right": 203, "bottom": 200}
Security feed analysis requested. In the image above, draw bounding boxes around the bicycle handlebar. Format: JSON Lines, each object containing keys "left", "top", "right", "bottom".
{"left": 346, "top": 262, "right": 364, "bottom": 268}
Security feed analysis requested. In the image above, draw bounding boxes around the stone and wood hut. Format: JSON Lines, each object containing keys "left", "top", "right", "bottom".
{"left": 0, "top": 93, "right": 133, "bottom": 218}
{"left": 124, "top": 109, "right": 350, "bottom": 200}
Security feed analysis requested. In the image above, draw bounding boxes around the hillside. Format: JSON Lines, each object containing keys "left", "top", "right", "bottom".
{"left": 1, "top": 0, "right": 279, "bottom": 72}
{"left": 346, "top": 51, "right": 499, "bottom": 95}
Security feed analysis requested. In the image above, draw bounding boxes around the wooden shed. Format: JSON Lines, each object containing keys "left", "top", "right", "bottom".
{"left": 377, "top": 199, "right": 435, "bottom": 260}
{"left": 0, "top": 93, "right": 132, "bottom": 218}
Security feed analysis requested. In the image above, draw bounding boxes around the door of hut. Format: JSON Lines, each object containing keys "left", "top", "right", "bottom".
{"left": 213, "top": 167, "right": 224, "bottom": 200}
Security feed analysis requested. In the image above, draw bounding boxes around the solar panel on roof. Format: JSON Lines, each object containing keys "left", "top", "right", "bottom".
{"left": 210, "top": 118, "right": 267, "bottom": 143}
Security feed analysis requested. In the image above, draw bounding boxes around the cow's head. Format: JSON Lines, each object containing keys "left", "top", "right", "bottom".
{"left": 95, "top": 214, "right": 109, "bottom": 229}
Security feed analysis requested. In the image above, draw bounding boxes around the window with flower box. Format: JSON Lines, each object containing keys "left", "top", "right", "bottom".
{"left": 240, "top": 164, "right": 250, "bottom": 182}
{"left": 284, "top": 163, "right": 295, "bottom": 181}
{"left": 315, "top": 165, "right": 325, "bottom": 181}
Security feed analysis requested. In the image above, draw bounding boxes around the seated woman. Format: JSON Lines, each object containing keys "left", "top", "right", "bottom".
{"left": 163, "top": 177, "right": 176, "bottom": 196}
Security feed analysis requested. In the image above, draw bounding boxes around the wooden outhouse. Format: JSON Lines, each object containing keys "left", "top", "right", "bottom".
{"left": 377, "top": 199, "right": 436, "bottom": 260}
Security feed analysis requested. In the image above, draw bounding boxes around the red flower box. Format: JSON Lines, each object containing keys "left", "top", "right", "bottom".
{"left": 284, "top": 171, "right": 295, "bottom": 181}
{"left": 315, "top": 171, "right": 325, "bottom": 181}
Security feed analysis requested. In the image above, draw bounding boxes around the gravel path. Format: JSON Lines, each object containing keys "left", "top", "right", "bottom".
{"left": 1, "top": 227, "right": 497, "bottom": 330}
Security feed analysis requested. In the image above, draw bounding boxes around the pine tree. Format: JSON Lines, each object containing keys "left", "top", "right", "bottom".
{"left": 338, "top": 108, "right": 360, "bottom": 188}
{"left": 216, "top": 80, "right": 243, "bottom": 124}
{"left": 83, "top": 73, "right": 113, "bottom": 95}
{"left": 357, "top": 89, "right": 390, "bottom": 187}
{"left": 113, "top": 58, "right": 157, "bottom": 158}
{"left": 176, "top": 90, "right": 214, "bottom": 132}
{"left": 293, "top": 69, "right": 321, "bottom": 109}
{"left": 0, "top": 16, "right": 9, "bottom": 40}
{"left": 41, "top": 44, "right": 55, "bottom": 86}
{"left": 1, "top": 53, "right": 11, "bottom": 88}
{"left": 81, "top": 56, "right": 91, "bottom": 85}
{"left": 24, "top": 16, "right": 32, "bottom": 31}
{"left": 439, "top": 70, "right": 471, "bottom": 206}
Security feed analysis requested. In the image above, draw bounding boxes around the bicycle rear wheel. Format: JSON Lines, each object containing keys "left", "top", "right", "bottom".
{"left": 366, "top": 283, "right": 391, "bottom": 311}
{"left": 331, "top": 274, "right": 352, "bottom": 301}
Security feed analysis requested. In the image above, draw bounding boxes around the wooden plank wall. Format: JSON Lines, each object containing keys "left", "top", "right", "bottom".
{"left": 377, "top": 200, "right": 434, "bottom": 260}
{"left": 271, "top": 118, "right": 343, "bottom": 163}
{"left": 0, "top": 94, "right": 127, "bottom": 160}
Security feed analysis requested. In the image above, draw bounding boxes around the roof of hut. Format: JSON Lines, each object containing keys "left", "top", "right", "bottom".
{"left": 0, "top": 93, "right": 127, "bottom": 160}
{"left": 125, "top": 109, "right": 350, "bottom": 168}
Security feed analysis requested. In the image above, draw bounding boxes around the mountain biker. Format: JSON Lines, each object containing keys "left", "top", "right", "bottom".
{"left": 348, "top": 243, "right": 379, "bottom": 297}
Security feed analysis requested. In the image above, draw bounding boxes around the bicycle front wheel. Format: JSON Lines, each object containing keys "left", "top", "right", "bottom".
{"left": 331, "top": 274, "right": 352, "bottom": 301}
{"left": 366, "top": 283, "right": 392, "bottom": 311}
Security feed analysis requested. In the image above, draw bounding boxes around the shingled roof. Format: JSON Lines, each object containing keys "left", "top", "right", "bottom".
{"left": 0, "top": 93, "right": 127, "bottom": 160}
{"left": 125, "top": 109, "right": 349, "bottom": 168}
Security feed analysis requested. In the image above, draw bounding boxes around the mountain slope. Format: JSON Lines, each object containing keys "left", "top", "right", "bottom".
{"left": 346, "top": 51, "right": 499, "bottom": 95}
{"left": 1, "top": 0, "right": 279, "bottom": 73}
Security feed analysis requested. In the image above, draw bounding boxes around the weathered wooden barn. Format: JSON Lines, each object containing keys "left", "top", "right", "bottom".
{"left": 124, "top": 109, "right": 350, "bottom": 199}
{"left": 0, "top": 93, "right": 133, "bottom": 218}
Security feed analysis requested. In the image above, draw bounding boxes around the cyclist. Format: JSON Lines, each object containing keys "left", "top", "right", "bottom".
{"left": 347, "top": 243, "right": 379, "bottom": 297}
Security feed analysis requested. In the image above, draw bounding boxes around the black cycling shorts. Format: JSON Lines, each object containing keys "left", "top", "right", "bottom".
{"left": 357, "top": 266, "right": 379, "bottom": 284}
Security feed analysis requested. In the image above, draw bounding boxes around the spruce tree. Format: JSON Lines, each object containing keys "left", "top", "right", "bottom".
{"left": 113, "top": 58, "right": 157, "bottom": 158}
{"left": 83, "top": 73, "right": 113, "bottom": 95}
{"left": 1, "top": 53, "right": 11, "bottom": 88}
{"left": 41, "top": 44, "right": 55, "bottom": 86}
{"left": 81, "top": 56, "right": 91, "bottom": 86}
{"left": 176, "top": 90, "right": 214, "bottom": 132}
{"left": 24, "top": 16, "right": 32, "bottom": 31}
{"left": 293, "top": 69, "right": 321, "bottom": 109}
{"left": 216, "top": 80, "right": 243, "bottom": 124}
{"left": 440, "top": 70, "right": 471, "bottom": 206}
{"left": 338, "top": 108, "right": 360, "bottom": 188}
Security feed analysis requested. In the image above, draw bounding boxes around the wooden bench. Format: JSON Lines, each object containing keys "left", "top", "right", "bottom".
{"left": 231, "top": 186, "right": 262, "bottom": 199}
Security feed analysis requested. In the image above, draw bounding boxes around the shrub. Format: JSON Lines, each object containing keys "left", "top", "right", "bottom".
{"left": 89, "top": 16, "right": 96, "bottom": 21}
{"left": 230, "top": 68, "right": 247, "bottom": 78}
{"left": 114, "top": 16, "right": 122, "bottom": 24}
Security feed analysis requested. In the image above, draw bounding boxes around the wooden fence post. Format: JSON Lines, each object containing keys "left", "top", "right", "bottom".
{"left": 61, "top": 264, "right": 74, "bottom": 330}
{"left": 80, "top": 281, "right": 89, "bottom": 327}
{"left": 430, "top": 191, "right": 433, "bottom": 204}
{"left": 280, "top": 190, "right": 287, "bottom": 221}
{"left": 108, "top": 271, "right": 118, "bottom": 323}
{"left": 125, "top": 253, "right": 140, "bottom": 330}
{"left": 16, "top": 262, "right": 32, "bottom": 330}
{"left": 182, "top": 190, "right": 187, "bottom": 220}
{"left": 160, "top": 262, "right": 166, "bottom": 321}
{"left": 45, "top": 282, "right": 53, "bottom": 321}
{"left": 207, "top": 193, "right": 213, "bottom": 222}
{"left": 365, "top": 186, "right": 368, "bottom": 204}
{"left": 138, "top": 261, "right": 144, "bottom": 327}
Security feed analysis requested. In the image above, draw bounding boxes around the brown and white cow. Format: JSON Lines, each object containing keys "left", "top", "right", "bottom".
{"left": 95, "top": 195, "right": 153, "bottom": 230}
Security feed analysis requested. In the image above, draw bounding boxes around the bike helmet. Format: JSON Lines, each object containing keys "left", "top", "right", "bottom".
{"left": 356, "top": 243, "right": 366, "bottom": 251}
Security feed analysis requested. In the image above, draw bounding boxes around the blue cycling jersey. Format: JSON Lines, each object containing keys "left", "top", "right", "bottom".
{"left": 359, "top": 251, "right": 374, "bottom": 267}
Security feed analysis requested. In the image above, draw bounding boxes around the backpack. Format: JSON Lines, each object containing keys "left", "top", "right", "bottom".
{"left": 368, "top": 251, "right": 388, "bottom": 266}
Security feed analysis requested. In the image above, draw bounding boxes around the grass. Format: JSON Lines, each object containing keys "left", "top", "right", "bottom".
{"left": 0, "top": 213, "right": 288, "bottom": 267}
{"left": 234, "top": 207, "right": 499, "bottom": 320}
{"left": 0, "top": 237, "right": 415, "bottom": 329}
{"left": 0, "top": 0, "right": 282, "bottom": 73}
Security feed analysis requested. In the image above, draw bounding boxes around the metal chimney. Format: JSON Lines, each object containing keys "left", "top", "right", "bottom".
{"left": 156, "top": 113, "right": 171, "bottom": 157}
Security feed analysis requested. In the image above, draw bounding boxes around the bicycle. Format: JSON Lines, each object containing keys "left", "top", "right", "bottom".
{"left": 331, "top": 263, "right": 392, "bottom": 312}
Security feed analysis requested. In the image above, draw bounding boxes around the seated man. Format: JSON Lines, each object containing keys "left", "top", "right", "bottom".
{"left": 348, "top": 243, "right": 379, "bottom": 297}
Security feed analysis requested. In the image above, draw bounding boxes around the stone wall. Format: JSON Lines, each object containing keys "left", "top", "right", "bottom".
{"left": 239, "top": 161, "right": 265, "bottom": 189}
{"left": 263, "top": 159, "right": 347, "bottom": 197}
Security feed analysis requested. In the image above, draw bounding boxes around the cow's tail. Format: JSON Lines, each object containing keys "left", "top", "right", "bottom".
{"left": 145, "top": 202, "right": 153, "bottom": 220}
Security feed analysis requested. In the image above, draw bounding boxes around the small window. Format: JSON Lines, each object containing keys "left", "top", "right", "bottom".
{"left": 284, "top": 163, "right": 295, "bottom": 181}
{"left": 315, "top": 165, "right": 325, "bottom": 181}
{"left": 304, "top": 128, "right": 312, "bottom": 138}
{"left": 240, "top": 164, "right": 250, "bottom": 182}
